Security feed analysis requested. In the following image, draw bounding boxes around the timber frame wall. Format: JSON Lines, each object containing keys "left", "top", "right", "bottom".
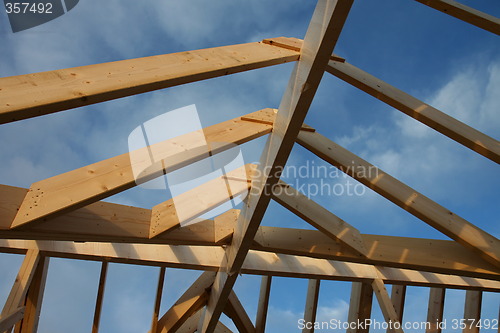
{"left": 1, "top": 0, "right": 499, "bottom": 332}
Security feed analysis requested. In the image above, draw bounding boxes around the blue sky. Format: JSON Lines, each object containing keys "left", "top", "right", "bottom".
{"left": 0, "top": 0, "right": 499, "bottom": 332}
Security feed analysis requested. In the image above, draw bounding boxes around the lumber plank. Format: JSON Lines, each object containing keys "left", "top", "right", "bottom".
{"left": 414, "top": 0, "right": 500, "bottom": 35}
{"left": 255, "top": 276, "right": 272, "bottom": 333}
{"left": 150, "top": 164, "right": 256, "bottom": 238}
{"left": 347, "top": 282, "right": 373, "bottom": 333}
{"left": 156, "top": 272, "right": 215, "bottom": 333}
{"left": 371, "top": 279, "right": 404, "bottom": 333}
{"left": 272, "top": 180, "right": 368, "bottom": 257}
{"left": 265, "top": 36, "right": 500, "bottom": 163}
{"left": 223, "top": 291, "right": 255, "bottom": 333}
{"left": 10, "top": 110, "right": 272, "bottom": 229}
{"left": 1, "top": 239, "right": 500, "bottom": 291}
{"left": 390, "top": 285, "right": 406, "bottom": 328}
{"left": 297, "top": 130, "right": 500, "bottom": 268}
{"left": 1, "top": 250, "right": 40, "bottom": 319}
{"left": 0, "top": 307, "right": 25, "bottom": 333}
{"left": 15, "top": 256, "right": 49, "bottom": 333}
{"left": 1, "top": 187, "right": 499, "bottom": 279}
{"left": 325, "top": 60, "right": 500, "bottom": 163}
{"left": 463, "top": 290, "right": 482, "bottom": 333}
{"left": 426, "top": 288, "right": 445, "bottom": 333}
{"left": 91, "top": 261, "right": 108, "bottom": 333}
{"left": 201, "top": 1, "right": 355, "bottom": 331}
{"left": 302, "top": 279, "right": 321, "bottom": 333}
{"left": 0, "top": 42, "right": 299, "bottom": 124}
{"left": 150, "top": 267, "right": 166, "bottom": 333}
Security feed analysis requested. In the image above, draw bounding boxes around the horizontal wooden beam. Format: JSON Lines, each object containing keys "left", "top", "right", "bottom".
{"left": 10, "top": 109, "right": 273, "bottom": 229}
{"left": 297, "top": 130, "right": 500, "bottom": 268}
{"left": 272, "top": 180, "right": 368, "bottom": 257}
{"left": 325, "top": 60, "right": 500, "bottom": 163}
{"left": 1, "top": 186, "right": 499, "bottom": 279}
{"left": 414, "top": 0, "right": 500, "bottom": 35}
{"left": 0, "top": 41, "right": 299, "bottom": 124}
{"left": 1, "top": 239, "right": 499, "bottom": 291}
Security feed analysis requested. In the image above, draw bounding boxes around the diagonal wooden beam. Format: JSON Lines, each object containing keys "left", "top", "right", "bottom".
{"left": 155, "top": 271, "right": 215, "bottom": 333}
{"left": 223, "top": 291, "right": 255, "bottom": 333}
{"left": 150, "top": 164, "right": 256, "bottom": 238}
{"left": 414, "top": 0, "right": 500, "bottom": 35}
{"left": 265, "top": 36, "right": 500, "bottom": 163}
{"left": 0, "top": 42, "right": 299, "bottom": 124}
{"left": 14, "top": 255, "right": 50, "bottom": 333}
{"left": 201, "top": 1, "right": 355, "bottom": 331}
{"left": 272, "top": 180, "right": 368, "bottom": 257}
{"left": 1, "top": 250, "right": 41, "bottom": 323}
{"left": 10, "top": 109, "right": 273, "bottom": 229}
{"left": 1, "top": 239, "right": 500, "bottom": 291}
{"left": 325, "top": 60, "right": 500, "bottom": 164}
{"left": 371, "top": 279, "right": 405, "bottom": 333}
{"left": 297, "top": 130, "right": 500, "bottom": 268}
{"left": 0, "top": 307, "right": 25, "bottom": 333}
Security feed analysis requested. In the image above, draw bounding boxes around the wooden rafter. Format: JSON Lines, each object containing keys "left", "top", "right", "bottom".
{"left": 302, "top": 279, "right": 321, "bottom": 333}
{"left": 150, "top": 267, "right": 166, "bottom": 333}
{"left": 0, "top": 249, "right": 40, "bottom": 327}
{"left": 297, "top": 130, "right": 500, "bottom": 268}
{"left": 371, "top": 279, "right": 404, "bottom": 333}
{"left": 14, "top": 255, "right": 49, "bottom": 333}
{"left": 201, "top": 1, "right": 355, "bottom": 331}
{"left": 0, "top": 42, "right": 299, "bottom": 124}
{"left": 264, "top": 36, "right": 500, "bottom": 163}
{"left": 325, "top": 60, "right": 500, "bottom": 164}
{"left": 414, "top": 0, "right": 500, "bottom": 35}
{"left": 10, "top": 109, "right": 273, "bottom": 229}
{"left": 463, "top": 290, "right": 482, "bottom": 333}
{"left": 223, "top": 291, "right": 255, "bottom": 333}
{"left": 155, "top": 272, "right": 215, "bottom": 333}
{"left": 272, "top": 180, "right": 368, "bottom": 257}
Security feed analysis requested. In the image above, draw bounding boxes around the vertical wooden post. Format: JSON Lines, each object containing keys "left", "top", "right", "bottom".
{"left": 388, "top": 285, "right": 406, "bottom": 333}
{"left": 426, "top": 288, "right": 446, "bottom": 333}
{"left": 14, "top": 256, "right": 50, "bottom": 333}
{"left": 302, "top": 279, "right": 321, "bottom": 333}
{"left": 255, "top": 276, "right": 272, "bottom": 333}
{"left": 91, "top": 261, "right": 108, "bottom": 333}
{"left": 151, "top": 267, "right": 166, "bottom": 333}
{"left": 463, "top": 290, "right": 482, "bottom": 333}
{"left": 347, "top": 282, "right": 373, "bottom": 333}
